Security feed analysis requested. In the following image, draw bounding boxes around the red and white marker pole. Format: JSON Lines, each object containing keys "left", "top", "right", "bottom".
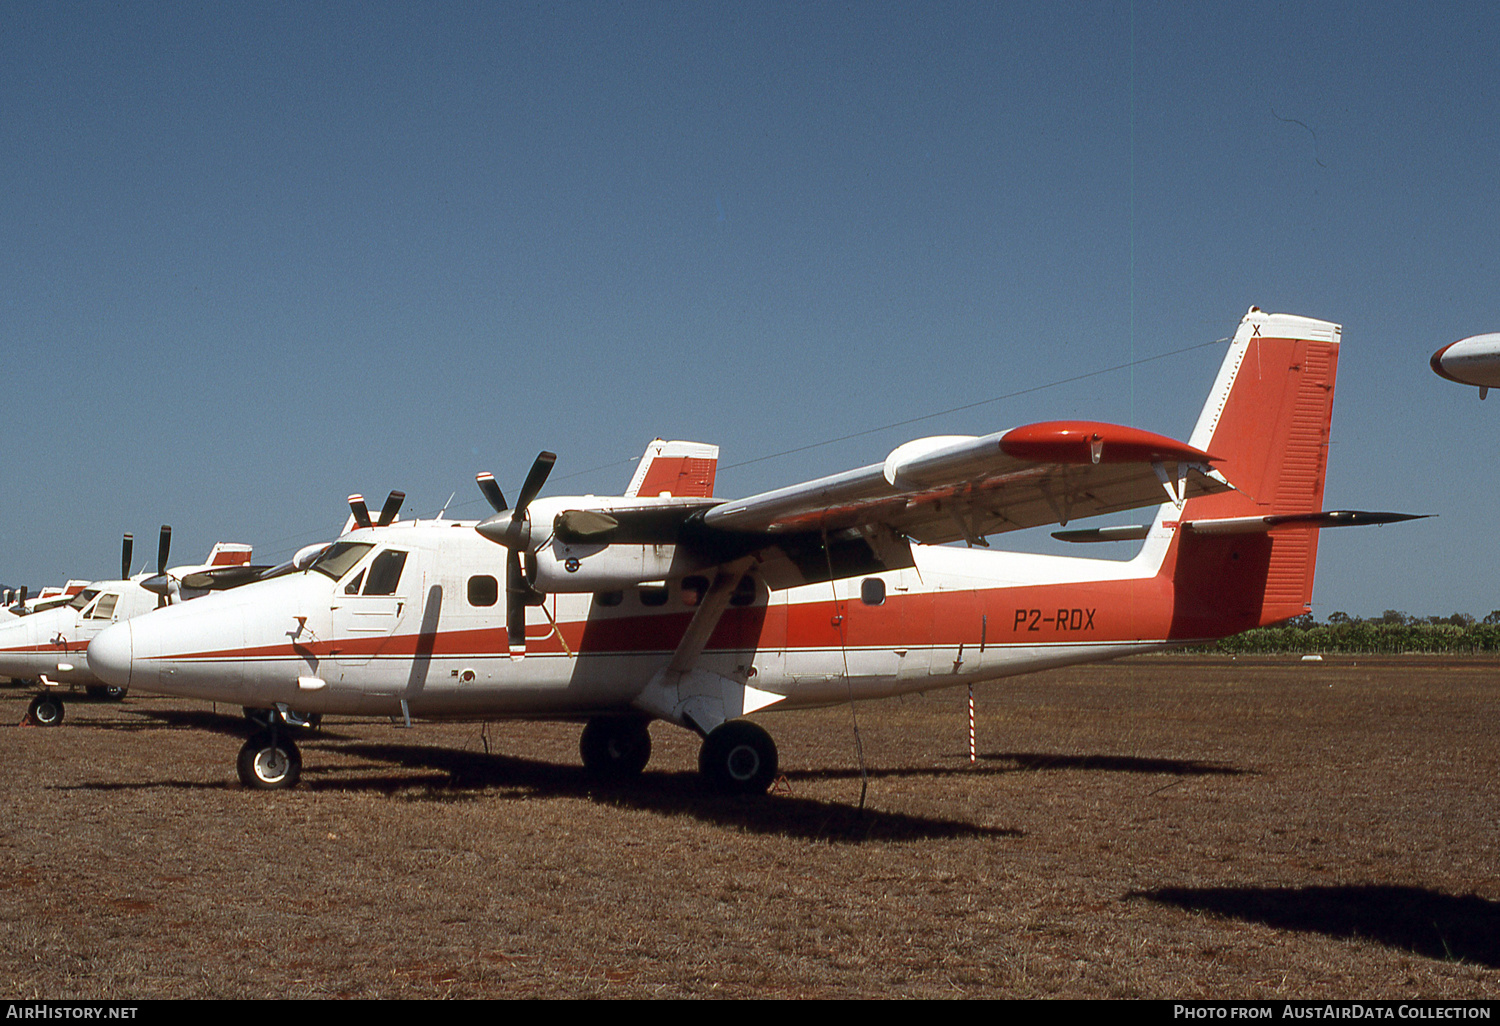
{"left": 968, "top": 685, "right": 976, "bottom": 764}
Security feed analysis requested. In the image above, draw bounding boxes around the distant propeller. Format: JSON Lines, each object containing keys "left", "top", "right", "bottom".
{"left": 121, "top": 533, "right": 134, "bottom": 580}
{"left": 141, "top": 526, "right": 177, "bottom": 605}
{"left": 348, "top": 494, "right": 372, "bottom": 530}
{"left": 475, "top": 452, "right": 557, "bottom": 657}
{"left": 376, "top": 490, "right": 405, "bottom": 527}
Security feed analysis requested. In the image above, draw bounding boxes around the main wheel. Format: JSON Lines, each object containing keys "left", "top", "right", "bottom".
{"left": 236, "top": 731, "right": 302, "bottom": 790}
{"left": 85, "top": 685, "right": 127, "bottom": 701}
{"left": 699, "top": 720, "right": 778, "bottom": 795}
{"left": 26, "top": 694, "right": 64, "bottom": 728}
{"left": 579, "top": 717, "right": 652, "bottom": 779}
{"left": 103, "top": 686, "right": 127, "bottom": 701}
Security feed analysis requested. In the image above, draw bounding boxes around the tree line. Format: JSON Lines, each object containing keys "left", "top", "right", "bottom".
{"left": 1192, "top": 610, "right": 1500, "bottom": 655}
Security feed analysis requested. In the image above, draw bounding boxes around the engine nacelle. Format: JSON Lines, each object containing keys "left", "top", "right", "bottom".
{"left": 529, "top": 540, "right": 714, "bottom": 593}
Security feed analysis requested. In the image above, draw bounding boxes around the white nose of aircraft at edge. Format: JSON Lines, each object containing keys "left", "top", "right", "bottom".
{"left": 1431, "top": 332, "right": 1500, "bottom": 398}
{"left": 86, "top": 619, "right": 133, "bottom": 689}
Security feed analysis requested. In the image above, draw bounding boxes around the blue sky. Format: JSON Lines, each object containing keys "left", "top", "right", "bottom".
{"left": 3, "top": 1, "right": 1497, "bottom": 618}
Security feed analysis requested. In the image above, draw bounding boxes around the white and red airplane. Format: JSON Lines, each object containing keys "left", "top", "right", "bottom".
{"left": 0, "top": 528, "right": 260, "bottom": 725}
{"left": 87, "top": 308, "right": 1416, "bottom": 794}
{"left": 1431, "top": 332, "right": 1500, "bottom": 398}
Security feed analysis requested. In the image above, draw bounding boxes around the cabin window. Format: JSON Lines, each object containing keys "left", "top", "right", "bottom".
{"left": 595, "top": 590, "right": 624, "bottom": 607}
{"left": 681, "top": 575, "right": 709, "bottom": 607}
{"left": 860, "top": 578, "right": 886, "bottom": 606}
{"left": 639, "top": 584, "right": 669, "bottom": 607}
{"left": 363, "top": 549, "right": 409, "bottom": 596}
{"left": 468, "top": 575, "right": 499, "bottom": 607}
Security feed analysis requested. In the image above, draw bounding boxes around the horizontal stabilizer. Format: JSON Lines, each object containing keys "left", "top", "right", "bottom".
{"left": 1179, "top": 510, "right": 1429, "bottom": 535}
{"left": 1052, "top": 525, "right": 1152, "bottom": 543}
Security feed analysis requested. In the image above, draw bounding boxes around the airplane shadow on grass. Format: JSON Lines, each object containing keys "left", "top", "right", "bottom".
{"left": 316, "top": 741, "right": 1021, "bottom": 844}
{"left": 1131, "top": 885, "right": 1500, "bottom": 968}
{"left": 985, "top": 751, "right": 1249, "bottom": 777}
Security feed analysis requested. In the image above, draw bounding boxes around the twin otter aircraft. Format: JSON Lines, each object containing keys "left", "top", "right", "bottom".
{"left": 87, "top": 308, "right": 1410, "bottom": 794}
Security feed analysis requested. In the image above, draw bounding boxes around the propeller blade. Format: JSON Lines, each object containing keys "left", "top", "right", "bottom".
{"left": 347, "top": 494, "right": 372, "bottom": 530}
{"left": 475, "top": 472, "right": 508, "bottom": 514}
{"left": 121, "top": 533, "right": 134, "bottom": 580}
{"left": 157, "top": 526, "right": 171, "bottom": 575}
{"left": 377, "top": 490, "right": 405, "bottom": 527}
{"left": 512, "top": 452, "right": 557, "bottom": 519}
{"left": 507, "top": 552, "right": 528, "bottom": 658}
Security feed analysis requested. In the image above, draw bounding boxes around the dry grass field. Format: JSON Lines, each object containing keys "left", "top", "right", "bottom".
{"left": 1, "top": 656, "right": 1497, "bottom": 1000}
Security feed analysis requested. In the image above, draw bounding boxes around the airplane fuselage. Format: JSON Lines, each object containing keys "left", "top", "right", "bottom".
{"left": 87, "top": 517, "right": 1244, "bottom": 719}
{"left": 0, "top": 581, "right": 158, "bottom": 686}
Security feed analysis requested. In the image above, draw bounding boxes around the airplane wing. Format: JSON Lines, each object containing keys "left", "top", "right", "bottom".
{"left": 702, "top": 421, "right": 1227, "bottom": 545}
{"left": 490, "top": 421, "right": 1230, "bottom": 593}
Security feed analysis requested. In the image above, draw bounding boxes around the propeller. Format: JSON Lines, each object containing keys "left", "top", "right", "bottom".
{"left": 376, "top": 490, "right": 405, "bottom": 527}
{"left": 347, "top": 490, "right": 404, "bottom": 529}
{"left": 141, "top": 526, "right": 177, "bottom": 605}
{"left": 348, "top": 495, "right": 372, "bottom": 529}
{"left": 475, "top": 452, "right": 557, "bottom": 657}
{"left": 121, "top": 533, "right": 134, "bottom": 580}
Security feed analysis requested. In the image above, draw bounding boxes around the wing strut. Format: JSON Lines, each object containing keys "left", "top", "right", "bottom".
{"left": 633, "top": 557, "right": 781, "bottom": 733}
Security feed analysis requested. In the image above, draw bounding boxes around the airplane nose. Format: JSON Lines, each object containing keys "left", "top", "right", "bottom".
{"left": 88, "top": 622, "right": 134, "bottom": 688}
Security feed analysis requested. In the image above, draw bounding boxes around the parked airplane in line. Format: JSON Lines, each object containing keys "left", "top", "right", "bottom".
{"left": 1431, "top": 332, "right": 1500, "bottom": 398}
{"left": 0, "top": 529, "right": 260, "bottom": 725}
{"left": 88, "top": 308, "right": 1416, "bottom": 794}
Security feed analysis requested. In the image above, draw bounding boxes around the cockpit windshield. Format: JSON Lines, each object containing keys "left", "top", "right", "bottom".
{"left": 308, "top": 542, "right": 374, "bottom": 581}
{"left": 68, "top": 589, "right": 100, "bottom": 611}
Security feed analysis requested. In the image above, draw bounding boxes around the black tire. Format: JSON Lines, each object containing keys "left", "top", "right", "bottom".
{"left": 26, "top": 694, "right": 64, "bottom": 728}
{"left": 86, "top": 685, "right": 128, "bottom": 702}
{"left": 579, "top": 717, "right": 652, "bottom": 779}
{"left": 103, "top": 686, "right": 127, "bottom": 701}
{"left": 699, "top": 720, "right": 778, "bottom": 795}
{"left": 236, "top": 731, "right": 302, "bottom": 790}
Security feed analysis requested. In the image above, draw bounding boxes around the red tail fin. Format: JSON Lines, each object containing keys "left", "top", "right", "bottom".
{"left": 1152, "top": 309, "right": 1341, "bottom": 634}
{"left": 625, "top": 440, "right": 719, "bottom": 498}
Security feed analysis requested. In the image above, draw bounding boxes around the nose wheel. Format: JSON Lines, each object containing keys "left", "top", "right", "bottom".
{"left": 699, "top": 720, "right": 778, "bottom": 795}
{"left": 237, "top": 730, "right": 302, "bottom": 790}
{"left": 25, "top": 694, "right": 64, "bottom": 727}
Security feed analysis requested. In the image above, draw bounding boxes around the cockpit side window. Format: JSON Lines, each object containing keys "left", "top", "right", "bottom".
{"left": 362, "top": 549, "right": 409, "bottom": 596}
{"left": 309, "top": 542, "right": 374, "bottom": 581}
{"left": 344, "top": 570, "right": 366, "bottom": 596}
{"left": 68, "top": 589, "right": 100, "bottom": 611}
{"left": 88, "top": 593, "right": 119, "bottom": 620}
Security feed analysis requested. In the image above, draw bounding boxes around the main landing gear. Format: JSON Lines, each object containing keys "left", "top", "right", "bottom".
{"left": 577, "top": 716, "right": 779, "bottom": 794}
{"left": 698, "top": 720, "right": 778, "bottom": 796}
{"left": 579, "top": 716, "right": 653, "bottom": 780}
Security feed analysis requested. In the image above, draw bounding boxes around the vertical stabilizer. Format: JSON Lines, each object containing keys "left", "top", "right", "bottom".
{"left": 625, "top": 440, "right": 719, "bottom": 498}
{"left": 1135, "top": 308, "right": 1341, "bottom": 634}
